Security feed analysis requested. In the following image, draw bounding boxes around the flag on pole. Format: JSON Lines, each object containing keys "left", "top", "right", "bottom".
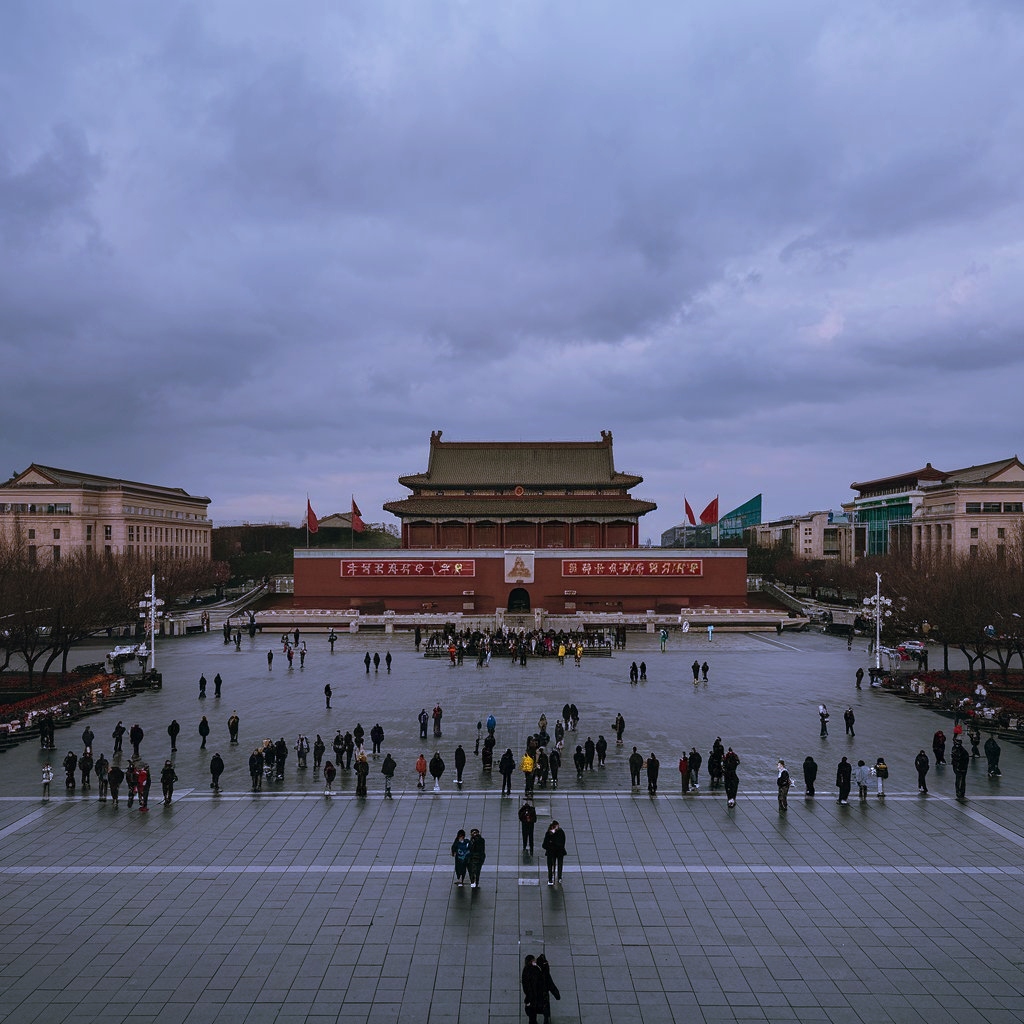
{"left": 684, "top": 498, "right": 697, "bottom": 526}
{"left": 351, "top": 498, "right": 365, "bottom": 534}
{"left": 699, "top": 497, "right": 719, "bottom": 524}
{"left": 306, "top": 499, "right": 319, "bottom": 534}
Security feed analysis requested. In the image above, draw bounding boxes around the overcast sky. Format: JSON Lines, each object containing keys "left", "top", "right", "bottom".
{"left": 3, "top": 1, "right": 1022, "bottom": 541}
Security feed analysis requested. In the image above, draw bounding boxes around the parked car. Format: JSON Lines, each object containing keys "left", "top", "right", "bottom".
{"left": 897, "top": 639, "right": 927, "bottom": 653}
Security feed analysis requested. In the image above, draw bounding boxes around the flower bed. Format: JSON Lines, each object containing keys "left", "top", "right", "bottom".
{"left": 0, "top": 674, "right": 129, "bottom": 744}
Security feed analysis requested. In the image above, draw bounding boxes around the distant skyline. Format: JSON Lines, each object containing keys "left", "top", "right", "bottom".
{"left": 3, "top": 2, "right": 1022, "bottom": 542}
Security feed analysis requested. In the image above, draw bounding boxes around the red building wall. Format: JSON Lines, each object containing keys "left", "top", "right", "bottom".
{"left": 293, "top": 549, "right": 748, "bottom": 614}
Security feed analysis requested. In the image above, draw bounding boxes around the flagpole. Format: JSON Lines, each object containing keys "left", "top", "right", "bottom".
{"left": 306, "top": 494, "right": 309, "bottom": 549}
{"left": 351, "top": 495, "right": 354, "bottom": 550}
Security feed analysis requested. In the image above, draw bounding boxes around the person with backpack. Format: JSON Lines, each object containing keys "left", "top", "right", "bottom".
{"left": 873, "top": 756, "right": 889, "bottom": 797}
{"left": 381, "top": 753, "right": 396, "bottom": 798}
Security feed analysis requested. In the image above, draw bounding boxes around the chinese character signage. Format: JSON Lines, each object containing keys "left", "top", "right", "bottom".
{"left": 341, "top": 560, "right": 476, "bottom": 578}
{"left": 561, "top": 559, "right": 702, "bottom": 577}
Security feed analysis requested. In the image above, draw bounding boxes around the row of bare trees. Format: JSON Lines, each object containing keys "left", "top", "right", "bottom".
{"left": 0, "top": 541, "right": 229, "bottom": 684}
{"left": 767, "top": 527, "right": 1024, "bottom": 679}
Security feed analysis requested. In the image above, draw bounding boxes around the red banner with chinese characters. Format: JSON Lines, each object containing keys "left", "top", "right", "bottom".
{"left": 562, "top": 559, "right": 703, "bottom": 577}
{"left": 342, "top": 560, "right": 476, "bottom": 578}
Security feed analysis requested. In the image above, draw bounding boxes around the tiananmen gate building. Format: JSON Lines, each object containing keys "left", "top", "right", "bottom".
{"left": 293, "top": 431, "right": 747, "bottom": 614}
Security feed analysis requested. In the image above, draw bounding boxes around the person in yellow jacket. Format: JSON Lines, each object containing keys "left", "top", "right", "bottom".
{"left": 557, "top": 643, "right": 566, "bottom": 665}
{"left": 520, "top": 752, "right": 536, "bottom": 797}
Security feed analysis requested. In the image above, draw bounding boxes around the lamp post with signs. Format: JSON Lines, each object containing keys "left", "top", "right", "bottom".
{"left": 138, "top": 574, "right": 164, "bottom": 672}
{"left": 862, "top": 572, "right": 893, "bottom": 676}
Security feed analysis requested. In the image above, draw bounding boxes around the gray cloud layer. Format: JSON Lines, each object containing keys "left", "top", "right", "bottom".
{"left": 2, "top": 1, "right": 1022, "bottom": 537}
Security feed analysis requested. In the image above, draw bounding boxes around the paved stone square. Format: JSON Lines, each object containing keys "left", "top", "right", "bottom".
{"left": 1, "top": 628, "right": 1022, "bottom": 1024}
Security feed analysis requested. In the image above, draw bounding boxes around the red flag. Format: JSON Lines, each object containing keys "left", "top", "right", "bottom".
{"left": 306, "top": 499, "right": 319, "bottom": 534}
{"left": 700, "top": 497, "right": 719, "bottom": 524}
{"left": 351, "top": 498, "right": 365, "bottom": 534}
{"left": 684, "top": 498, "right": 697, "bottom": 526}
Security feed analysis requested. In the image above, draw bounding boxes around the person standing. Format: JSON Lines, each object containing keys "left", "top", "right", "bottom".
{"left": 370, "top": 723, "right": 384, "bottom": 755}
{"left": 614, "top": 713, "right": 625, "bottom": 746}
{"left": 519, "top": 799, "right": 537, "bottom": 856}
{"left": 701, "top": 661, "right": 709, "bottom": 682}
{"left": 874, "top": 756, "right": 888, "bottom": 797}
{"left": 777, "top": 760, "right": 791, "bottom": 811}
{"left": 210, "top": 752, "right": 224, "bottom": 792}
{"left": 107, "top": 763, "right": 124, "bottom": 806}
{"left": 855, "top": 667, "right": 864, "bottom": 689}
{"left": 313, "top": 735, "right": 326, "bottom": 773}
{"left": 82, "top": 725, "right": 94, "bottom": 753}
{"left": 432, "top": 704, "right": 443, "bottom": 737}
{"left": 844, "top": 707, "right": 855, "bottom": 736}
{"left": 429, "top": 751, "right": 445, "bottom": 792}
{"left": 164, "top": 718, "right": 179, "bottom": 753}
{"left": 415, "top": 753, "right": 428, "bottom": 790}
{"left": 583, "top": 737, "right": 595, "bottom": 771}
{"left": 451, "top": 829, "right": 470, "bottom": 887}
{"left": 295, "top": 734, "right": 310, "bottom": 769}
{"left": 678, "top": 752, "right": 691, "bottom": 794}
{"left": 381, "top": 753, "right": 396, "bottom": 798}
{"left": 323, "top": 760, "right": 336, "bottom": 796}
{"left": 63, "top": 751, "right": 77, "bottom": 790}
{"left": 855, "top": 760, "right": 871, "bottom": 801}
{"left": 136, "top": 763, "right": 149, "bottom": 811}
{"left": 548, "top": 747, "right": 560, "bottom": 790}
{"left": 952, "top": 740, "right": 970, "bottom": 800}
{"left": 418, "top": 708, "right": 429, "bottom": 740}
{"left": 213, "top": 673, "right": 222, "bottom": 698}
{"left": 199, "top": 674, "right": 207, "bottom": 699}
{"left": 689, "top": 747, "right": 702, "bottom": 789}
{"left": 542, "top": 819, "right": 567, "bottom": 886}
{"left": 803, "top": 755, "right": 818, "bottom": 796}
{"left": 646, "top": 752, "right": 660, "bottom": 795}
{"left": 228, "top": 712, "right": 240, "bottom": 744}
{"left": 41, "top": 763, "right": 53, "bottom": 800}
{"left": 385, "top": 651, "right": 392, "bottom": 673}
{"left": 628, "top": 747, "right": 643, "bottom": 790}
{"left": 932, "top": 729, "right": 946, "bottom": 765}
{"left": 267, "top": 649, "right": 273, "bottom": 670}
{"left": 129, "top": 723, "right": 144, "bottom": 759}
{"left": 160, "top": 761, "right": 177, "bottom": 805}
{"left": 364, "top": 652, "right": 372, "bottom": 674}
{"left": 522, "top": 956, "right": 544, "bottom": 1024}
{"left": 274, "top": 738, "right": 288, "bottom": 781}
{"left": 723, "top": 747, "right": 740, "bottom": 808}
{"left": 819, "top": 705, "right": 829, "bottom": 737}
{"left": 595, "top": 735, "right": 608, "bottom": 768}
{"left": 836, "top": 756, "right": 852, "bottom": 804}
{"left": 914, "top": 750, "right": 930, "bottom": 793}
{"left": 95, "top": 754, "right": 109, "bottom": 801}
{"left": 112, "top": 721, "right": 126, "bottom": 754}
{"left": 467, "top": 828, "right": 486, "bottom": 889}
{"left": 79, "top": 751, "right": 93, "bottom": 790}
{"left": 199, "top": 716, "right": 210, "bottom": 750}
{"left": 324, "top": 683, "right": 332, "bottom": 709}
{"left": 499, "top": 748, "right": 515, "bottom": 796}
{"left": 355, "top": 751, "right": 369, "bottom": 797}
{"left": 454, "top": 744, "right": 466, "bottom": 787}
{"left": 691, "top": 659, "right": 700, "bottom": 683}
{"left": 249, "top": 748, "right": 264, "bottom": 791}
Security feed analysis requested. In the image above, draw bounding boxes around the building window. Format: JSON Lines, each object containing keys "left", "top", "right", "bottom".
{"left": 52, "top": 546, "right": 60, "bottom": 561}
{"left": 1004, "top": 502, "right": 1022, "bottom": 513}
{"left": 53, "top": 528, "right": 60, "bottom": 540}
{"left": 104, "top": 525, "right": 112, "bottom": 540}
{"left": 965, "top": 503, "right": 981, "bottom": 514}
{"left": 86, "top": 525, "right": 92, "bottom": 542}
{"left": 970, "top": 528, "right": 979, "bottom": 539}
{"left": 983, "top": 502, "right": 1002, "bottom": 514}
{"left": 997, "top": 528, "right": 1006, "bottom": 539}
{"left": 27, "top": 529, "right": 35, "bottom": 539}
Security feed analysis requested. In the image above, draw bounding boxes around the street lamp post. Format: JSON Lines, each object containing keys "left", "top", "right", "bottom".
{"left": 138, "top": 574, "right": 164, "bottom": 673}
{"left": 874, "top": 573, "right": 882, "bottom": 672}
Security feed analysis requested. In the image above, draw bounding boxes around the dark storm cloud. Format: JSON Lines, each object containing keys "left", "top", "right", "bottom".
{"left": 1, "top": 1, "right": 1023, "bottom": 534}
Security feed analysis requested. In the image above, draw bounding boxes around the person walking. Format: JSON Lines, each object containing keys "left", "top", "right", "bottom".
{"left": 646, "top": 752, "right": 660, "bottom": 795}
{"left": 429, "top": 751, "right": 445, "bottom": 792}
{"left": 167, "top": 720, "right": 180, "bottom": 752}
{"left": 364, "top": 652, "right": 371, "bottom": 674}
{"left": 803, "top": 755, "right": 818, "bottom": 796}
{"left": 267, "top": 649, "right": 273, "bottom": 670}
{"left": 691, "top": 659, "right": 700, "bottom": 683}
{"left": 855, "top": 667, "right": 864, "bottom": 689}
{"left": 519, "top": 799, "right": 537, "bottom": 856}
{"left": 535, "top": 954, "right": 561, "bottom": 1024}
{"left": 701, "top": 661, "right": 709, "bottom": 681}
{"left": 984, "top": 734, "right": 1001, "bottom": 777}
{"left": 723, "top": 747, "right": 740, "bottom": 808}
{"left": 199, "top": 674, "right": 207, "bottom": 699}
{"left": 210, "top": 752, "right": 224, "bottom": 792}
{"left": 777, "top": 760, "right": 791, "bottom": 812}
{"left": 129, "top": 723, "right": 144, "bottom": 759}
{"left": 323, "top": 759, "right": 336, "bottom": 796}
{"left": 198, "top": 716, "right": 210, "bottom": 750}
{"left": 522, "top": 956, "right": 544, "bottom": 1024}
{"left": 628, "top": 747, "right": 643, "bottom": 790}
{"left": 595, "top": 735, "right": 608, "bottom": 768}
{"left": 583, "top": 737, "right": 595, "bottom": 771}
{"left": 381, "top": 753, "right": 396, "bottom": 798}
{"left": 385, "top": 651, "right": 392, "bottom": 673}
{"left": 467, "top": 828, "right": 486, "bottom": 889}
{"left": 836, "top": 756, "right": 852, "bottom": 804}
{"left": 914, "top": 750, "right": 930, "bottom": 793}
{"left": 952, "top": 740, "right": 970, "bottom": 800}
{"left": 542, "top": 819, "right": 567, "bottom": 886}
{"left": 819, "top": 704, "right": 829, "bottom": 737}
{"left": 454, "top": 744, "right": 466, "bottom": 786}
{"left": 873, "top": 756, "right": 888, "bottom": 797}
{"left": 63, "top": 751, "right": 77, "bottom": 790}
{"left": 933, "top": 729, "right": 947, "bottom": 765}
{"left": 548, "top": 747, "right": 560, "bottom": 790}
{"left": 112, "top": 721, "right": 126, "bottom": 754}
{"left": 41, "top": 763, "right": 53, "bottom": 800}
{"left": 160, "top": 761, "right": 177, "bottom": 805}
{"left": 136, "top": 763, "right": 150, "bottom": 811}
{"left": 688, "top": 747, "right": 702, "bottom": 789}
{"left": 844, "top": 707, "right": 855, "bottom": 736}
{"left": 313, "top": 735, "right": 326, "bottom": 773}
{"left": 451, "top": 829, "right": 470, "bottom": 887}
{"left": 415, "top": 753, "right": 428, "bottom": 790}
{"left": 95, "top": 754, "right": 109, "bottom": 801}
